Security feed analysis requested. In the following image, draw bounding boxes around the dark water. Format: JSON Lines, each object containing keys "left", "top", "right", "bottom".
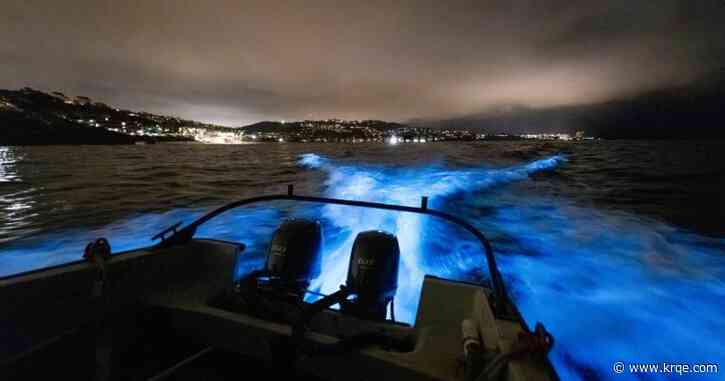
{"left": 1, "top": 141, "right": 724, "bottom": 380}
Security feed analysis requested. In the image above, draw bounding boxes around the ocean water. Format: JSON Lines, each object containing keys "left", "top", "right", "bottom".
{"left": 1, "top": 141, "right": 724, "bottom": 380}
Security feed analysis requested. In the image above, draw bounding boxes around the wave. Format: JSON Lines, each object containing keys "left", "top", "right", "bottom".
{"left": 298, "top": 153, "right": 725, "bottom": 381}
{"left": 3, "top": 151, "right": 723, "bottom": 380}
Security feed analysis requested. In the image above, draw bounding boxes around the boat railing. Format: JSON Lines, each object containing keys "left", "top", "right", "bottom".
{"left": 155, "top": 184, "right": 512, "bottom": 316}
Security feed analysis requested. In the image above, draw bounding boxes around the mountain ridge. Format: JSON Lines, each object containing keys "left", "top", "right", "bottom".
{"left": 0, "top": 87, "right": 226, "bottom": 145}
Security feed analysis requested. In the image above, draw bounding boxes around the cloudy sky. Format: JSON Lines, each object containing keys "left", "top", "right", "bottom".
{"left": 1, "top": 1, "right": 724, "bottom": 125}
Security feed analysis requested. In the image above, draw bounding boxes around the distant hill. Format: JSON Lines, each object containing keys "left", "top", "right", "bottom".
{"left": 240, "top": 121, "right": 302, "bottom": 134}
{"left": 0, "top": 88, "right": 221, "bottom": 145}
{"left": 238, "top": 119, "right": 409, "bottom": 142}
{"left": 414, "top": 71, "right": 725, "bottom": 139}
{"left": 0, "top": 107, "right": 139, "bottom": 145}
{"left": 240, "top": 119, "right": 406, "bottom": 133}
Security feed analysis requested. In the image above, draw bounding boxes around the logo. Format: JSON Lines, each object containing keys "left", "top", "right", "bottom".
{"left": 357, "top": 258, "right": 375, "bottom": 266}
{"left": 613, "top": 361, "right": 625, "bottom": 374}
{"left": 271, "top": 245, "right": 286, "bottom": 257}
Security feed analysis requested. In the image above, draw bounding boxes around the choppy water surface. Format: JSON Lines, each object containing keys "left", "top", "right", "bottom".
{"left": 1, "top": 141, "right": 724, "bottom": 380}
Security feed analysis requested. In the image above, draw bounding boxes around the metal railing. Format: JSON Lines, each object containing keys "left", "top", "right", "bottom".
{"left": 155, "top": 185, "right": 510, "bottom": 314}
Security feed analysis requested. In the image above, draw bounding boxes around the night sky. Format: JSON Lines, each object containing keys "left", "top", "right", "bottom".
{"left": 2, "top": 1, "right": 724, "bottom": 126}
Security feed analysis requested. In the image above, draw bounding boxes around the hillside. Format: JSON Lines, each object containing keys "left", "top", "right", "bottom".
{"left": 0, "top": 88, "right": 223, "bottom": 145}
{"left": 239, "top": 119, "right": 409, "bottom": 142}
{"left": 241, "top": 119, "right": 406, "bottom": 133}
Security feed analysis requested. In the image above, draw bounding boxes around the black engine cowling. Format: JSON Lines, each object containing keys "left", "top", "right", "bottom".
{"left": 264, "top": 219, "right": 322, "bottom": 295}
{"left": 342, "top": 230, "right": 400, "bottom": 320}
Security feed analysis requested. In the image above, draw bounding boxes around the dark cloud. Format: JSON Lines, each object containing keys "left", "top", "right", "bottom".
{"left": 1, "top": 0, "right": 724, "bottom": 125}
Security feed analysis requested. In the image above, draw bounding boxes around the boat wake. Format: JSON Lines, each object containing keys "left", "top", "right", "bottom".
{"left": 297, "top": 153, "right": 567, "bottom": 323}
{"left": 2, "top": 152, "right": 723, "bottom": 380}
{"left": 297, "top": 153, "right": 725, "bottom": 381}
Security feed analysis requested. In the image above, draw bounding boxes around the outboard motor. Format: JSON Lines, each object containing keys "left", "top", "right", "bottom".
{"left": 262, "top": 219, "right": 322, "bottom": 299}
{"left": 342, "top": 230, "right": 400, "bottom": 320}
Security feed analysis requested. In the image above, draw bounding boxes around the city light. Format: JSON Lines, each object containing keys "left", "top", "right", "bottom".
{"left": 2, "top": 88, "right": 594, "bottom": 146}
{"left": 180, "top": 127, "right": 245, "bottom": 144}
{"left": 519, "top": 133, "right": 573, "bottom": 141}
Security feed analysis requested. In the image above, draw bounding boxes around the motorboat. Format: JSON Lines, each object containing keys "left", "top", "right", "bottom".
{"left": 0, "top": 186, "right": 557, "bottom": 380}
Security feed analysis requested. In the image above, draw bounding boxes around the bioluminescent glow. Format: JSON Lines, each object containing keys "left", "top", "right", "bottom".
{"left": 298, "top": 153, "right": 725, "bottom": 380}
{"left": 298, "top": 153, "right": 567, "bottom": 323}
{"left": 490, "top": 200, "right": 725, "bottom": 381}
{"left": 2, "top": 153, "right": 724, "bottom": 381}
{"left": 0, "top": 207, "right": 282, "bottom": 278}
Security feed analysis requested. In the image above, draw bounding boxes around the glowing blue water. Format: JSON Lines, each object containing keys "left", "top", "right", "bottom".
{"left": 1, "top": 151, "right": 723, "bottom": 380}
{"left": 294, "top": 154, "right": 725, "bottom": 380}
{"left": 298, "top": 152, "right": 568, "bottom": 323}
